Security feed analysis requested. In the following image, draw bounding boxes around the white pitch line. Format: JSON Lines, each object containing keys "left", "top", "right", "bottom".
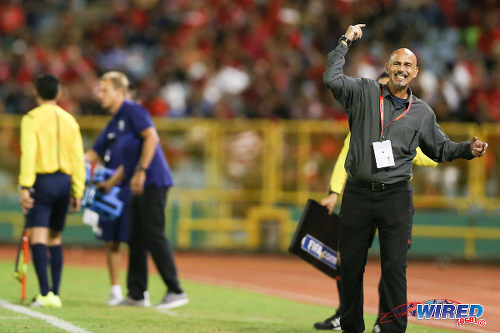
{"left": 156, "top": 309, "right": 180, "bottom": 316}
{"left": 184, "top": 273, "right": 336, "bottom": 306}
{"left": 0, "top": 299, "right": 92, "bottom": 333}
{"left": 184, "top": 275, "right": 495, "bottom": 333}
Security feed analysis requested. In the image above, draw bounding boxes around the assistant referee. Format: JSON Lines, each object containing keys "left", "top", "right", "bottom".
{"left": 19, "top": 74, "right": 85, "bottom": 308}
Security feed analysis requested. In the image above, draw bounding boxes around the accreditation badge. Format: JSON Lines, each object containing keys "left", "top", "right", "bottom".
{"left": 372, "top": 140, "right": 395, "bottom": 168}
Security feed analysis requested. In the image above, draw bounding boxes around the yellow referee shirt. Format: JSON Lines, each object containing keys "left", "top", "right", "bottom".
{"left": 330, "top": 132, "right": 438, "bottom": 194}
{"left": 19, "top": 103, "right": 86, "bottom": 198}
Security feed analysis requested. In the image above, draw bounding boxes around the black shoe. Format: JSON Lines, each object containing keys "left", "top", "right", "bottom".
{"left": 313, "top": 314, "right": 341, "bottom": 330}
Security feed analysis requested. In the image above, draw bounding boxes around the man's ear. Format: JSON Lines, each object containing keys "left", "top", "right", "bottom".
{"left": 412, "top": 66, "right": 419, "bottom": 79}
{"left": 56, "top": 89, "right": 63, "bottom": 101}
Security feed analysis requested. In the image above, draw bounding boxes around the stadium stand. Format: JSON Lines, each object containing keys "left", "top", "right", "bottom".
{"left": 0, "top": 0, "right": 499, "bottom": 259}
{"left": 0, "top": 0, "right": 498, "bottom": 121}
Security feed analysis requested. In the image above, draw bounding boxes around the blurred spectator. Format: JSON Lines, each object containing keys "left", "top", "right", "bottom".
{"left": 0, "top": 0, "right": 498, "bottom": 122}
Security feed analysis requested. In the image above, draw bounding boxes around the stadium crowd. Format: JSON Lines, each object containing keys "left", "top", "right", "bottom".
{"left": 0, "top": 0, "right": 499, "bottom": 121}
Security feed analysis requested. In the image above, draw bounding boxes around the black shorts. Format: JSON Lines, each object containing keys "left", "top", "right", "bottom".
{"left": 25, "top": 172, "right": 71, "bottom": 232}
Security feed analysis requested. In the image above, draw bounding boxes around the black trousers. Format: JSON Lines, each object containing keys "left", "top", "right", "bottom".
{"left": 127, "top": 187, "right": 182, "bottom": 299}
{"left": 339, "top": 180, "right": 412, "bottom": 333}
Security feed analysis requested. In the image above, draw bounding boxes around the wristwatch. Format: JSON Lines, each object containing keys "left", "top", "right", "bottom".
{"left": 338, "top": 35, "right": 353, "bottom": 47}
{"left": 18, "top": 185, "right": 34, "bottom": 193}
{"left": 136, "top": 165, "right": 147, "bottom": 172}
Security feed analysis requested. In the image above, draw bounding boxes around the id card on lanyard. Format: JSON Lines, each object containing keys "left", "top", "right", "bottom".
{"left": 372, "top": 86, "right": 413, "bottom": 169}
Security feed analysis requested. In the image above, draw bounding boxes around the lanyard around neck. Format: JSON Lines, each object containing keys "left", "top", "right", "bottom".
{"left": 379, "top": 86, "right": 413, "bottom": 140}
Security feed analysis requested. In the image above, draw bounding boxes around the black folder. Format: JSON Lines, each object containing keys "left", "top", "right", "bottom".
{"left": 288, "top": 199, "right": 340, "bottom": 278}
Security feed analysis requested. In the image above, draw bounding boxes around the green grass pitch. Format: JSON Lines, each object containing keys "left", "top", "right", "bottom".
{"left": 0, "top": 260, "right": 456, "bottom": 332}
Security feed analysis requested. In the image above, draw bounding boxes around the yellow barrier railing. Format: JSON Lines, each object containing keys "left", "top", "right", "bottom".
{"left": 1, "top": 116, "right": 499, "bottom": 255}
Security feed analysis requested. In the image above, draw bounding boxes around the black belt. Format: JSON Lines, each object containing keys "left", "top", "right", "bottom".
{"left": 349, "top": 179, "right": 409, "bottom": 192}
{"left": 37, "top": 170, "right": 66, "bottom": 176}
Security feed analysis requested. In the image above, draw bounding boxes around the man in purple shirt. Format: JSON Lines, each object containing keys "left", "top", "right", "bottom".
{"left": 87, "top": 71, "right": 188, "bottom": 309}
{"left": 85, "top": 78, "right": 134, "bottom": 305}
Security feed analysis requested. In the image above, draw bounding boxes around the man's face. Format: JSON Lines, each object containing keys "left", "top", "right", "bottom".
{"left": 386, "top": 49, "right": 419, "bottom": 89}
{"left": 97, "top": 79, "right": 123, "bottom": 113}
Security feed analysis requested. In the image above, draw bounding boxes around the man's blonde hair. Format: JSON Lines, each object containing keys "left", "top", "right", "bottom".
{"left": 101, "top": 71, "right": 129, "bottom": 91}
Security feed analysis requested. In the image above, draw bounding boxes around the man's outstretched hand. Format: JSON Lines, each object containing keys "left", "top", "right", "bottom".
{"left": 344, "top": 24, "right": 366, "bottom": 42}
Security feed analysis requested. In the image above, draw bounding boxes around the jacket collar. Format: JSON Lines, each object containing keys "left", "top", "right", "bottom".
{"left": 382, "top": 84, "right": 413, "bottom": 105}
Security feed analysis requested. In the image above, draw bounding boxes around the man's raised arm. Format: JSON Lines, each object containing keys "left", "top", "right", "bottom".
{"left": 323, "top": 24, "right": 367, "bottom": 110}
